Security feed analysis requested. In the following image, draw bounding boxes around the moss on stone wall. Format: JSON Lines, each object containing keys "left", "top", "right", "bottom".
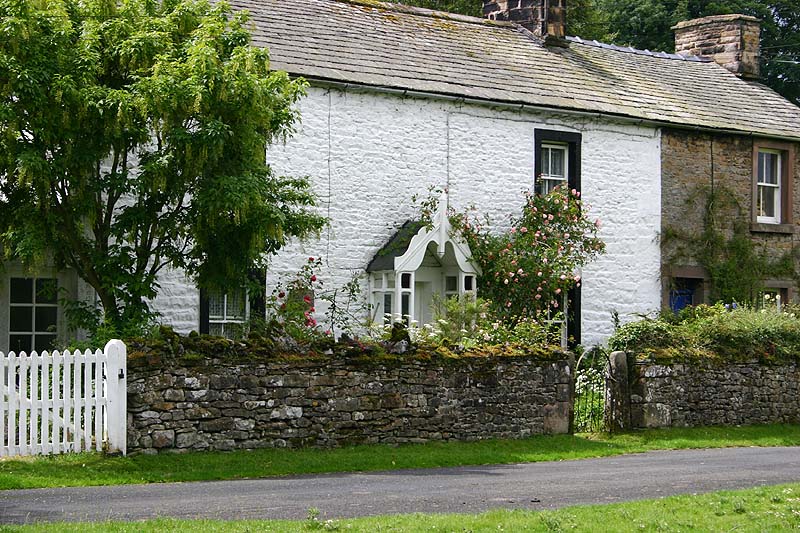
{"left": 126, "top": 326, "right": 565, "bottom": 370}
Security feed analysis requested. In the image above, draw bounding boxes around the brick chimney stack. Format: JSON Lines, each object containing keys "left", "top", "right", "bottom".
{"left": 483, "top": 0, "right": 567, "bottom": 43}
{"left": 672, "top": 14, "right": 761, "bottom": 79}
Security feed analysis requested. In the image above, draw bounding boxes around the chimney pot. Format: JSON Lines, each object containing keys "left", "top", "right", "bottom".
{"left": 672, "top": 14, "right": 761, "bottom": 79}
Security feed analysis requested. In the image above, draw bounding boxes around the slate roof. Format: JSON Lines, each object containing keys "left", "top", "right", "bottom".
{"left": 366, "top": 220, "right": 424, "bottom": 272}
{"left": 231, "top": 0, "right": 800, "bottom": 140}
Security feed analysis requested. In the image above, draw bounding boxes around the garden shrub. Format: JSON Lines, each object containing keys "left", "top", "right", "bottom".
{"left": 453, "top": 187, "right": 604, "bottom": 325}
{"left": 608, "top": 303, "right": 800, "bottom": 363}
{"left": 607, "top": 317, "right": 682, "bottom": 353}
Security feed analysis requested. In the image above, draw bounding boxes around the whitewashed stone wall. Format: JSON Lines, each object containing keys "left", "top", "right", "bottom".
{"left": 154, "top": 85, "right": 662, "bottom": 347}
{"left": 150, "top": 267, "right": 200, "bottom": 335}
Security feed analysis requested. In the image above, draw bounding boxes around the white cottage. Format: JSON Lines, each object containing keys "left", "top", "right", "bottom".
{"left": 3, "top": 0, "right": 800, "bottom": 351}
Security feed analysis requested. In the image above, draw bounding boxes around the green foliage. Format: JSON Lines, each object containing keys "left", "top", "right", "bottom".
{"left": 247, "top": 258, "right": 367, "bottom": 350}
{"left": 607, "top": 314, "right": 685, "bottom": 353}
{"left": 389, "top": 0, "right": 613, "bottom": 43}
{"left": 663, "top": 185, "right": 797, "bottom": 304}
{"left": 260, "top": 256, "right": 328, "bottom": 346}
{"left": 0, "top": 0, "right": 326, "bottom": 333}
{"left": 453, "top": 187, "right": 605, "bottom": 325}
{"left": 390, "top": 0, "right": 482, "bottom": 17}
{"left": 609, "top": 303, "right": 800, "bottom": 362}
{"left": 363, "top": 294, "right": 561, "bottom": 356}
{"left": 417, "top": 294, "right": 560, "bottom": 349}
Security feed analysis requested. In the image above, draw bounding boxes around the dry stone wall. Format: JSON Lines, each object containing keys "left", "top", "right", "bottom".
{"left": 127, "top": 355, "right": 573, "bottom": 454}
{"left": 630, "top": 361, "right": 800, "bottom": 428}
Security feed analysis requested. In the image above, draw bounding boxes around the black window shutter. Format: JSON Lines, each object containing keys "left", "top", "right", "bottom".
{"left": 199, "top": 289, "right": 210, "bottom": 334}
{"left": 535, "top": 129, "right": 582, "bottom": 345}
{"left": 534, "top": 129, "right": 581, "bottom": 191}
{"left": 248, "top": 269, "right": 266, "bottom": 320}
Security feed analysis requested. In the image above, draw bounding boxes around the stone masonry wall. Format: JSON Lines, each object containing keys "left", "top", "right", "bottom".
{"left": 127, "top": 356, "right": 572, "bottom": 454}
{"left": 630, "top": 361, "right": 800, "bottom": 428}
{"left": 673, "top": 15, "right": 761, "bottom": 78}
{"left": 661, "top": 129, "right": 800, "bottom": 296}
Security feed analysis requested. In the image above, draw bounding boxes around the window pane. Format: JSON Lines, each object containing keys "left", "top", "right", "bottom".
{"left": 401, "top": 293, "right": 410, "bottom": 318}
{"left": 445, "top": 276, "right": 457, "bottom": 292}
{"left": 539, "top": 178, "right": 565, "bottom": 195}
{"left": 209, "top": 323, "right": 224, "bottom": 337}
{"left": 387, "top": 274, "right": 395, "bottom": 289}
{"left": 10, "top": 278, "right": 33, "bottom": 304}
{"left": 34, "top": 335, "right": 57, "bottom": 353}
{"left": 541, "top": 147, "right": 550, "bottom": 176}
{"left": 207, "top": 289, "right": 225, "bottom": 318}
{"left": 373, "top": 275, "right": 383, "bottom": 289}
{"left": 760, "top": 152, "right": 779, "bottom": 185}
{"left": 401, "top": 273, "right": 411, "bottom": 289}
{"left": 10, "top": 306, "right": 33, "bottom": 332}
{"left": 383, "top": 293, "right": 393, "bottom": 316}
{"left": 227, "top": 290, "right": 245, "bottom": 319}
{"left": 35, "top": 278, "right": 58, "bottom": 304}
{"left": 10, "top": 334, "right": 32, "bottom": 354}
{"left": 759, "top": 185, "right": 776, "bottom": 218}
{"left": 35, "top": 306, "right": 58, "bottom": 332}
{"left": 550, "top": 148, "right": 565, "bottom": 177}
{"left": 464, "top": 276, "right": 474, "bottom": 291}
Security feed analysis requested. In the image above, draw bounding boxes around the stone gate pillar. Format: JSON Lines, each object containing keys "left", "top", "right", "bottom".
{"left": 605, "top": 351, "right": 631, "bottom": 431}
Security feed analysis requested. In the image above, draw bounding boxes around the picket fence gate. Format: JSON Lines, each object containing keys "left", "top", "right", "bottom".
{"left": 0, "top": 339, "right": 126, "bottom": 457}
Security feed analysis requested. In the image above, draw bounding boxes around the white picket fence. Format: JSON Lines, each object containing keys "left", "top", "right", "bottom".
{"left": 0, "top": 339, "right": 126, "bottom": 457}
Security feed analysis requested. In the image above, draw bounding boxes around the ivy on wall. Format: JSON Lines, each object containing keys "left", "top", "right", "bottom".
{"left": 662, "top": 184, "right": 798, "bottom": 304}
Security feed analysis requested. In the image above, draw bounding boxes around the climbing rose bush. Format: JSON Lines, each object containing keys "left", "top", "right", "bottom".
{"left": 453, "top": 187, "right": 605, "bottom": 324}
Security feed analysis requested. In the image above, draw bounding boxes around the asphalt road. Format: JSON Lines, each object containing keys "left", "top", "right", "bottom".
{"left": 2, "top": 446, "right": 800, "bottom": 524}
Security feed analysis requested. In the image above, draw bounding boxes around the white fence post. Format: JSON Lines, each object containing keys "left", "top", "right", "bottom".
{"left": 0, "top": 340, "right": 127, "bottom": 458}
{"left": 104, "top": 340, "right": 127, "bottom": 456}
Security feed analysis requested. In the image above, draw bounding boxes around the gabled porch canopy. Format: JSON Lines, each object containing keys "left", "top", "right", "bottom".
{"left": 366, "top": 200, "right": 480, "bottom": 325}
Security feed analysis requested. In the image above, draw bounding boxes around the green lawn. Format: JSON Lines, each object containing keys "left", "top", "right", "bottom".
{"left": 4, "top": 483, "right": 800, "bottom": 531}
{"left": 2, "top": 424, "right": 799, "bottom": 490}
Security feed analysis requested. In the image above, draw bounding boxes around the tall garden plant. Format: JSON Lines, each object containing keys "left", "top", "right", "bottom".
{"left": 453, "top": 187, "right": 605, "bottom": 325}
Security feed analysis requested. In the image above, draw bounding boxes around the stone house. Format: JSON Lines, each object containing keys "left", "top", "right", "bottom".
{"left": 2, "top": 0, "right": 800, "bottom": 353}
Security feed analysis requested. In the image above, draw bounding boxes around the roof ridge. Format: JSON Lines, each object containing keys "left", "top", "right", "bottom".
{"left": 566, "top": 36, "right": 713, "bottom": 62}
{"left": 335, "top": 0, "right": 516, "bottom": 28}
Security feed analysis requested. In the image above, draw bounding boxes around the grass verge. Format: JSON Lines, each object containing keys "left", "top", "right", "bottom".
{"left": 4, "top": 483, "right": 800, "bottom": 531}
{"left": 1, "top": 424, "right": 799, "bottom": 491}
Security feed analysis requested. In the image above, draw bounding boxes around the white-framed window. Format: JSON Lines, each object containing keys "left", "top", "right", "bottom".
{"left": 444, "top": 275, "right": 458, "bottom": 300}
{"left": 206, "top": 288, "right": 248, "bottom": 338}
{"left": 370, "top": 272, "right": 396, "bottom": 323}
{"left": 536, "top": 143, "right": 568, "bottom": 195}
{"left": 757, "top": 148, "right": 782, "bottom": 224}
{"left": 8, "top": 277, "right": 59, "bottom": 353}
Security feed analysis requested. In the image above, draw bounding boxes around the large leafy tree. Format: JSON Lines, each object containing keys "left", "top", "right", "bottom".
{"left": 0, "top": 0, "right": 326, "bottom": 332}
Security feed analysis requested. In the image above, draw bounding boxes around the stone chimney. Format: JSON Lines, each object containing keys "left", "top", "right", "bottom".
{"left": 483, "top": 0, "right": 567, "bottom": 43}
{"left": 672, "top": 14, "right": 761, "bottom": 79}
